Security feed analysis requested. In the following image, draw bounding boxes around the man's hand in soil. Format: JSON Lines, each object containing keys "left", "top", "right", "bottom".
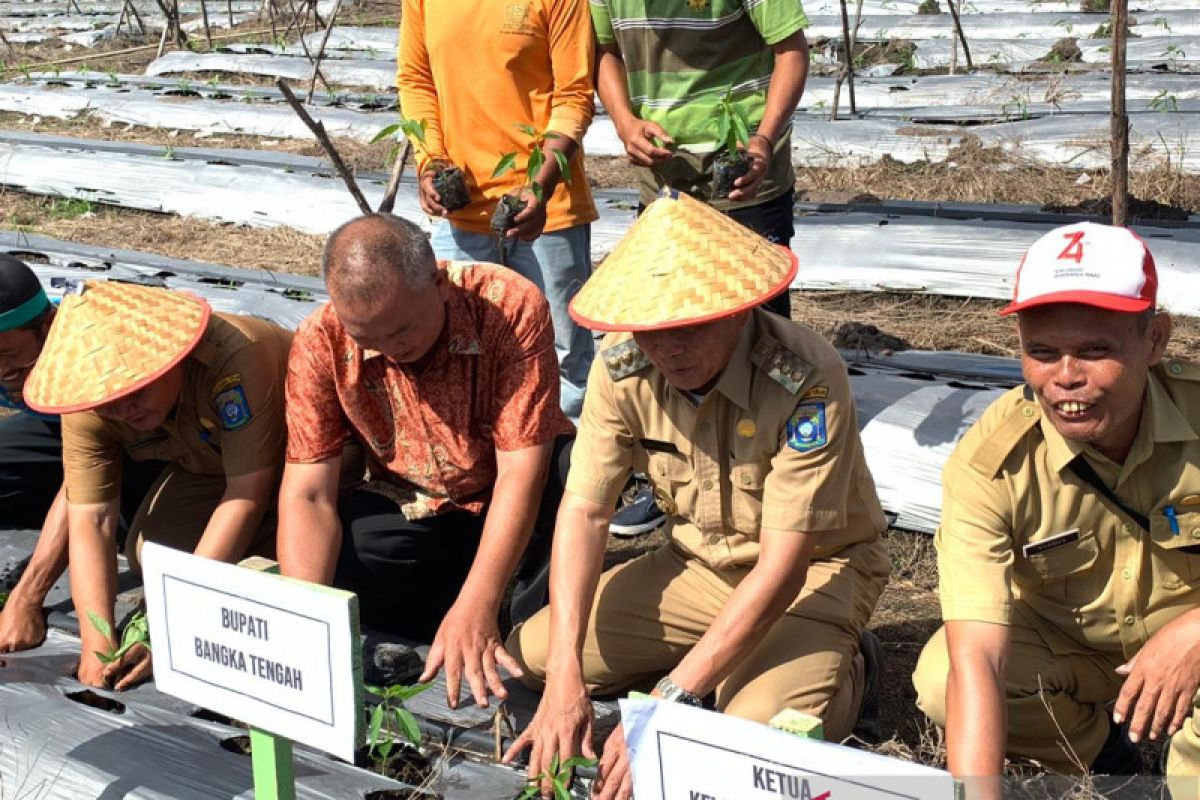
{"left": 615, "top": 118, "right": 674, "bottom": 168}
{"left": 1113, "top": 607, "right": 1200, "bottom": 743}
{"left": 421, "top": 600, "right": 522, "bottom": 709}
{"left": 505, "top": 188, "right": 549, "bottom": 242}
{"left": 591, "top": 723, "right": 633, "bottom": 800}
{"left": 502, "top": 673, "right": 596, "bottom": 796}
{"left": 417, "top": 171, "right": 450, "bottom": 217}
{"left": 0, "top": 595, "right": 47, "bottom": 653}
{"left": 726, "top": 135, "right": 772, "bottom": 203}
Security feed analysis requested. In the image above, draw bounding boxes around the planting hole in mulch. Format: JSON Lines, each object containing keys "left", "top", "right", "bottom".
{"left": 65, "top": 689, "right": 126, "bottom": 714}
{"left": 356, "top": 745, "right": 440, "bottom": 798}
{"left": 220, "top": 735, "right": 253, "bottom": 756}
{"left": 192, "top": 708, "right": 248, "bottom": 728}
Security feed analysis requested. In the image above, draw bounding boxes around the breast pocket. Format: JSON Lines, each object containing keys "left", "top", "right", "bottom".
{"left": 728, "top": 460, "right": 769, "bottom": 535}
{"left": 1023, "top": 529, "right": 1101, "bottom": 584}
{"left": 647, "top": 451, "right": 692, "bottom": 513}
{"left": 1151, "top": 510, "right": 1200, "bottom": 589}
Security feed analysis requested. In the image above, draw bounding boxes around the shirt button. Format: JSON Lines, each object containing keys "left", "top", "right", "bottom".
{"left": 741, "top": 473, "right": 753, "bottom": 485}
{"left": 1022, "top": 406, "right": 1036, "bottom": 417}
{"left": 707, "top": 534, "right": 722, "bottom": 545}
{"left": 1124, "top": 615, "right": 1136, "bottom": 626}
{"left": 1121, "top": 568, "right": 1132, "bottom": 580}
{"left": 1121, "top": 522, "right": 1133, "bottom": 533}
{"left": 702, "top": 479, "right": 714, "bottom": 491}
{"left": 1170, "top": 362, "right": 1184, "bottom": 375}
{"left": 698, "top": 422, "right": 711, "bottom": 434}
{"left": 1192, "top": 529, "right": 1200, "bottom": 540}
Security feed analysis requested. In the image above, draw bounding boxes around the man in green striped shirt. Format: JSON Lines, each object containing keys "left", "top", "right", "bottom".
{"left": 592, "top": 0, "right": 809, "bottom": 317}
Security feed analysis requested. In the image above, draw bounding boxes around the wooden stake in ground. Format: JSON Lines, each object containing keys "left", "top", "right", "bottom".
{"left": 378, "top": 139, "right": 413, "bottom": 214}
{"left": 1110, "top": 0, "right": 1129, "bottom": 226}
{"left": 946, "top": 0, "right": 973, "bottom": 71}
{"left": 199, "top": 0, "right": 214, "bottom": 50}
{"left": 306, "top": 0, "right": 341, "bottom": 102}
{"left": 831, "top": 0, "right": 863, "bottom": 120}
{"left": 276, "top": 79, "right": 373, "bottom": 215}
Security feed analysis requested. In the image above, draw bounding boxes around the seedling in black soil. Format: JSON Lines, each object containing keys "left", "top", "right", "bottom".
{"left": 86, "top": 609, "right": 151, "bottom": 665}
{"left": 515, "top": 754, "right": 597, "bottom": 800}
{"left": 490, "top": 124, "right": 572, "bottom": 235}
{"left": 372, "top": 118, "right": 470, "bottom": 211}
{"left": 366, "top": 681, "right": 433, "bottom": 775}
{"left": 710, "top": 87, "right": 752, "bottom": 200}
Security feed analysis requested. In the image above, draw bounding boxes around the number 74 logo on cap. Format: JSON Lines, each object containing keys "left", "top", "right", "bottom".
{"left": 1057, "top": 230, "right": 1086, "bottom": 264}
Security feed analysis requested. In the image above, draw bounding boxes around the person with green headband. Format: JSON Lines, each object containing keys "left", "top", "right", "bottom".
{"left": 0, "top": 256, "right": 159, "bottom": 653}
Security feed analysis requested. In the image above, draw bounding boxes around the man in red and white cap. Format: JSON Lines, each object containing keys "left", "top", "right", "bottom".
{"left": 913, "top": 222, "right": 1200, "bottom": 794}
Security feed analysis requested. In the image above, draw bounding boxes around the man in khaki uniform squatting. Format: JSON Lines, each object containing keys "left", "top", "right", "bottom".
{"left": 503, "top": 191, "right": 890, "bottom": 799}
{"left": 24, "top": 281, "right": 291, "bottom": 691}
{"left": 913, "top": 223, "right": 1200, "bottom": 797}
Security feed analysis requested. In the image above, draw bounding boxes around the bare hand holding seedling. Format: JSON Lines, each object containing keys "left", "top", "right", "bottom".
{"left": 80, "top": 609, "right": 153, "bottom": 691}
{"left": 418, "top": 171, "right": 450, "bottom": 217}
{"left": 102, "top": 641, "right": 153, "bottom": 691}
{"left": 615, "top": 118, "right": 675, "bottom": 167}
{"left": 725, "top": 133, "right": 772, "bottom": 202}
{"left": 505, "top": 187, "right": 550, "bottom": 242}
{"left": 502, "top": 673, "right": 596, "bottom": 795}
{"left": 421, "top": 600, "right": 523, "bottom": 709}
{"left": 1113, "top": 607, "right": 1200, "bottom": 743}
{"left": 491, "top": 126, "right": 573, "bottom": 241}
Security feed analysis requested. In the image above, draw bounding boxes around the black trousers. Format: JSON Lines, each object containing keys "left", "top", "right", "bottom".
{"left": 0, "top": 412, "right": 163, "bottom": 534}
{"left": 638, "top": 189, "right": 795, "bottom": 318}
{"left": 333, "top": 435, "right": 573, "bottom": 642}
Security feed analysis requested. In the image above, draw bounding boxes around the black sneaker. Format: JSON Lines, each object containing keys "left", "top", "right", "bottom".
{"left": 610, "top": 487, "right": 667, "bottom": 538}
{"left": 851, "top": 629, "right": 884, "bottom": 744}
{"left": 1091, "top": 717, "right": 1142, "bottom": 775}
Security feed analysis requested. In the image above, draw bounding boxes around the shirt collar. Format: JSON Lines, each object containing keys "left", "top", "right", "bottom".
{"left": 1042, "top": 369, "right": 1197, "bottom": 474}
{"left": 711, "top": 317, "right": 755, "bottom": 411}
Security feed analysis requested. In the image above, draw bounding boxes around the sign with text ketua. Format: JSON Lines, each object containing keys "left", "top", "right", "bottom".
{"left": 621, "top": 699, "right": 955, "bottom": 800}
{"left": 141, "top": 542, "right": 362, "bottom": 762}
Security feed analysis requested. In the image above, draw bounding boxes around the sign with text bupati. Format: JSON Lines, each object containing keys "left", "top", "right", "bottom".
{"left": 621, "top": 699, "right": 955, "bottom": 800}
{"left": 141, "top": 542, "right": 362, "bottom": 762}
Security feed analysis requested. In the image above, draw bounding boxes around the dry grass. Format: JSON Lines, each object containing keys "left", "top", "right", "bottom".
{"left": 0, "top": 191, "right": 326, "bottom": 273}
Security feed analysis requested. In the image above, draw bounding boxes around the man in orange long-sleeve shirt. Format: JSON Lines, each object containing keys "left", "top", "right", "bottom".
{"left": 398, "top": 0, "right": 598, "bottom": 421}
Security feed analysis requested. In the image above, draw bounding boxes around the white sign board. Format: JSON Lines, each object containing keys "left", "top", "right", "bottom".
{"left": 621, "top": 699, "right": 956, "bottom": 800}
{"left": 141, "top": 542, "right": 362, "bottom": 762}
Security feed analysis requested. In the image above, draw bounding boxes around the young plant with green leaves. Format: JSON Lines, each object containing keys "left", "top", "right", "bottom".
{"left": 366, "top": 682, "right": 433, "bottom": 772}
{"left": 710, "top": 87, "right": 752, "bottom": 199}
{"left": 515, "top": 754, "right": 598, "bottom": 800}
{"left": 86, "top": 609, "right": 150, "bottom": 665}
{"left": 490, "top": 124, "right": 572, "bottom": 234}
{"left": 374, "top": 118, "right": 471, "bottom": 212}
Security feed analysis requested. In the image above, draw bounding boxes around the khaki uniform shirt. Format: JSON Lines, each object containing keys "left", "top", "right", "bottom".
{"left": 62, "top": 313, "right": 293, "bottom": 505}
{"left": 568, "top": 309, "right": 888, "bottom": 570}
{"left": 937, "top": 362, "right": 1200, "bottom": 659}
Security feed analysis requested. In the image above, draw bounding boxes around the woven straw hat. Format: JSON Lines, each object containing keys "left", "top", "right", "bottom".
{"left": 569, "top": 190, "right": 797, "bottom": 331}
{"left": 24, "top": 281, "right": 211, "bottom": 414}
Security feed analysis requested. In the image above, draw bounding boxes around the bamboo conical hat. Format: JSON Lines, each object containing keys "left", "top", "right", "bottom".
{"left": 24, "top": 281, "right": 211, "bottom": 414}
{"left": 569, "top": 190, "right": 797, "bottom": 332}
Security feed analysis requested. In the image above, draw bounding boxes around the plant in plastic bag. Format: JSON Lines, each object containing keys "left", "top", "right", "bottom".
{"left": 515, "top": 753, "right": 597, "bottom": 800}
{"left": 366, "top": 681, "right": 433, "bottom": 774}
{"left": 490, "top": 124, "right": 572, "bottom": 235}
{"left": 86, "top": 609, "right": 150, "bottom": 664}
{"left": 372, "top": 118, "right": 471, "bottom": 211}
{"left": 710, "top": 87, "right": 752, "bottom": 200}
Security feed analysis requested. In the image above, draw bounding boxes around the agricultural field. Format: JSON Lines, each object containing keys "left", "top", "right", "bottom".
{"left": 0, "top": 0, "right": 1197, "bottom": 795}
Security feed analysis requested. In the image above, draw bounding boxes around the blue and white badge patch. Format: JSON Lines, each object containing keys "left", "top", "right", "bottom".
{"left": 215, "top": 385, "right": 252, "bottom": 431}
{"left": 787, "top": 402, "right": 828, "bottom": 452}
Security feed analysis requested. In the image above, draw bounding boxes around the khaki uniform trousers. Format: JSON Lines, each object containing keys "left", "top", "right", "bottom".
{"left": 913, "top": 614, "right": 1200, "bottom": 790}
{"left": 123, "top": 466, "right": 276, "bottom": 573}
{"left": 508, "top": 540, "right": 887, "bottom": 741}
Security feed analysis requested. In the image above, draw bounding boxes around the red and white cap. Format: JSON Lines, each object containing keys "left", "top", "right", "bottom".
{"left": 1000, "top": 222, "right": 1157, "bottom": 316}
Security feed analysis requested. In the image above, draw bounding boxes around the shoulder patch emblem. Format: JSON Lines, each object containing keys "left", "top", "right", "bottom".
{"left": 787, "top": 402, "right": 828, "bottom": 452}
{"left": 215, "top": 384, "right": 252, "bottom": 431}
{"left": 602, "top": 339, "right": 652, "bottom": 381}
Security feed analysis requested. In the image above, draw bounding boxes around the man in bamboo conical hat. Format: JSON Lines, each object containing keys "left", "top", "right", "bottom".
{"left": 0, "top": 258, "right": 158, "bottom": 655}
{"left": 503, "top": 191, "right": 890, "bottom": 799}
{"left": 24, "top": 281, "right": 293, "bottom": 690}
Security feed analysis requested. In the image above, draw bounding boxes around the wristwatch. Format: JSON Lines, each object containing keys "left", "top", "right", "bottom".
{"left": 655, "top": 675, "right": 703, "bottom": 707}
